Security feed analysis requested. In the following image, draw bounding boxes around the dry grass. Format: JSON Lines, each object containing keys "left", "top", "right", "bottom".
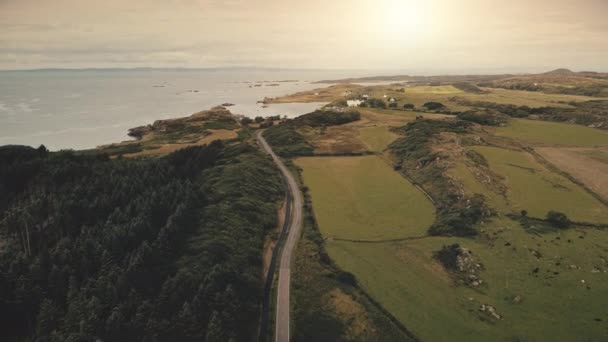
{"left": 300, "top": 124, "right": 368, "bottom": 155}
{"left": 268, "top": 84, "right": 364, "bottom": 103}
{"left": 536, "top": 147, "right": 608, "bottom": 201}
{"left": 124, "top": 129, "right": 238, "bottom": 158}
{"left": 323, "top": 288, "right": 376, "bottom": 340}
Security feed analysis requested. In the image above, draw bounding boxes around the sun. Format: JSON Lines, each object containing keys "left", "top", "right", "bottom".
{"left": 379, "top": 0, "right": 431, "bottom": 43}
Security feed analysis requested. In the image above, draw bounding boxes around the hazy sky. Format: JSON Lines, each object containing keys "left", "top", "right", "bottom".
{"left": 1, "top": 0, "right": 607, "bottom": 72}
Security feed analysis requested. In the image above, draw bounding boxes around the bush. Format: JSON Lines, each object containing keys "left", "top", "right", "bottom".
{"left": 241, "top": 117, "right": 253, "bottom": 125}
{"left": 403, "top": 103, "right": 415, "bottom": 110}
{"left": 389, "top": 102, "right": 398, "bottom": 108}
{"left": 423, "top": 102, "right": 445, "bottom": 111}
{"left": 361, "top": 98, "right": 387, "bottom": 109}
{"left": 546, "top": 210, "right": 570, "bottom": 228}
{"left": 336, "top": 271, "right": 358, "bottom": 286}
{"left": 263, "top": 123, "right": 314, "bottom": 157}
{"left": 457, "top": 110, "right": 508, "bottom": 126}
{"left": 295, "top": 110, "right": 361, "bottom": 127}
{"left": 434, "top": 244, "right": 461, "bottom": 271}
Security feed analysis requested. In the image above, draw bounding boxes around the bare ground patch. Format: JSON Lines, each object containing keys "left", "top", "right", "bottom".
{"left": 536, "top": 147, "right": 608, "bottom": 201}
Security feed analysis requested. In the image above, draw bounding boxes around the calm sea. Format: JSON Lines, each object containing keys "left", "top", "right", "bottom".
{"left": 0, "top": 69, "right": 370, "bottom": 150}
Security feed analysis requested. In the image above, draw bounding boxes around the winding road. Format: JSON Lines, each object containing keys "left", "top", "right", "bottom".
{"left": 256, "top": 130, "right": 303, "bottom": 342}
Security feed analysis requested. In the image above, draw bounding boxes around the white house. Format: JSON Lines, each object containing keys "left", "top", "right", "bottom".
{"left": 347, "top": 99, "right": 363, "bottom": 107}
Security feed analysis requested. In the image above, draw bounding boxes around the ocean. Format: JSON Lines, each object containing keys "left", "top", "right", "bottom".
{"left": 0, "top": 68, "right": 371, "bottom": 150}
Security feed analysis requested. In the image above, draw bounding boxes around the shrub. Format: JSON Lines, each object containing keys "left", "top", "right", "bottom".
{"left": 434, "top": 244, "right": 461, "bottom": 271}
{"left": 295, "top": 110, "right": 361, "bottom": 127}
{"left": 241, "top": 117, "right": 253, "bottom": 125}
{"left": 361, "top": 98, "right": 387, "bottom": 109}
{"left": 403, "top": 103, "right": 415, "bottom": 109}
{"left": 423, "top": 102, "right": 445, "bottom": 111}
{"left": 457, "top": 110, "right": 508, "bottom": 126}
{"left": 336, "top": 271, "right": 357, "bottom": 286}
{"left": 263, "top": 123, "right": 314, "bottom": 157}
{"left": 546, "top": 210, "right": 570, "bottom": 228}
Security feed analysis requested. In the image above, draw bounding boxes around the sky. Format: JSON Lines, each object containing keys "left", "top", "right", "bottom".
{"left": 1, "top": 0, "right": 607, "bottom": 73}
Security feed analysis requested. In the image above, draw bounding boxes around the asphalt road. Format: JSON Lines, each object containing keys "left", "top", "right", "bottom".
{"left": 256, "top": 130, "right": 303, "bottom": 342}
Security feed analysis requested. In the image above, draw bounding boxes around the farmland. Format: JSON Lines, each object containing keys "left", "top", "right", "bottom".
{"left": 536, "top": 147, "right": 608, "bottom": 201}
{"left": 470, "top": 146, "right": 608, "bottom": 222}
{"left": 295, "top": 156, "right": 435, "bottom": 240}
{"left": 495, "top": 118, "right": 608, "bottom": 147}
{"left": 265, "top": 75, "right": 608, "bottom": 341}
{"left": 358, "top": 126, "right": 398, "bottom": 151}
{"left": 326, "top": 219, "right": 608, "bottom": 341}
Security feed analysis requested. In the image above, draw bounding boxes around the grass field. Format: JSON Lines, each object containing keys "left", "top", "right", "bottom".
{"left": 536, "top": 147, "right": 608, "bottom": 201}
{"left": 295, "top": 156, "right": 435, "bottom": 240}
{"left": 471, "top": 146, "right": 608, "bottom": 222}
{"left": 326, "top": 216, "right": 608, "bottom": 341}
{"left": 405, "top": 85, "right": 463, "bottom": 94}
{"left": 285, "top": 82, "right": 608, "bottom": 341}
{"left": 358, "top": 126, "right": 398, "bottom": 151}
{"left": 495, "top": 119, "right": 608, "bottom": 147}
{"left": 291, "top": 215, "right": 412, "bottom": 342}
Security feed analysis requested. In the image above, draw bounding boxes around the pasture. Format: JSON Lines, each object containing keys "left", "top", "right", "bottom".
{"left": 495, "top": 118, "right": 608, "bottom": 147}
{"left": 295, "top": 156, "right": 435, "bottom": 240}
{"left": 325, "top": 217, "right": 608, "bottom": 341}
{"left": 536, "top": 147, "right": 608, "bottom": 201}
{"left": 471, "top": 146, "right": 608, "bottom": 222}
{"left": 358, "top": 126, "right": 398, "bottom": 151}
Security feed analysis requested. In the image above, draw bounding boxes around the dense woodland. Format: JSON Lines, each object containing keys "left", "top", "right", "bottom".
{"left": 0, "top": 141, "right": 283, "bottom": 341}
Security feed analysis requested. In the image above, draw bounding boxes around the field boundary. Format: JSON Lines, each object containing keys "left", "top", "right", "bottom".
{"left": 331, "top": 235, "right": 429, "bottom": 244}
{"left": 292, "top": 162, "right": 421, "bottom": 341}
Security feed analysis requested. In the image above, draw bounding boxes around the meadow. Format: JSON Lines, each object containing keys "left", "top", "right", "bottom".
{"left": 470, "top": 146, "right": 608, "bottom": 222}
{"left": 358, "top": 126, "right": 398, "bottom": 151}
{"left": 295, "top": 156, "right": 435, "bottom": 240}
{"left": 326, "top": 217, "right": 608, "bottom": 341}
{"left": 495, "top": 118, "right": 608, "bottom": 147}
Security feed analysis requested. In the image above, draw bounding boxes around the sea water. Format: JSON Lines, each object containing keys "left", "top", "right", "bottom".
{"left": 0, "top": 68, "right": 368, "bottom": 150}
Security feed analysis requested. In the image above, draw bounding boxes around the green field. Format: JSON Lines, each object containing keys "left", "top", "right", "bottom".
{"left": 496, "top": 119, "right": 608, "bottom": 147}
{"left": 326, "top": 217, "right": 608, "bottom": 341}
{"left": 471, "top": 146, "right": 608, "bottom": 222}
{"left": 358, "top": 126, "right": 398, "bottom": 151}
{"left": 295, "top": 156, "right": 435, "bottom": 240}
{"left": 404, "top": 85, "right": 463, "bottom": 94}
